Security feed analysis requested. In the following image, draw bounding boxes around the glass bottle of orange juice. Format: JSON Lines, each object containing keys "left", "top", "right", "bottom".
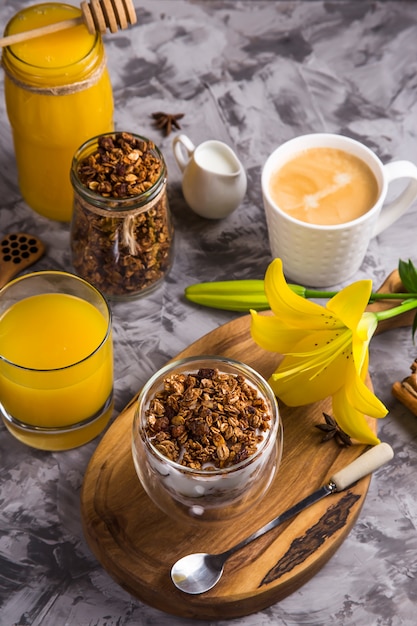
{"left": 1, "top": 2, "right": 114, "bottom": 222}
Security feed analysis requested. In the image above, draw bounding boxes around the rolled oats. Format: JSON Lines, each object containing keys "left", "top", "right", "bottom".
{"left": 145, "top": 367, "right": 271, "bottom": 469}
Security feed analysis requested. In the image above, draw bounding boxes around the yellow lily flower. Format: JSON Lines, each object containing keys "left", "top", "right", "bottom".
{"left": 250, "top": 258, "right": 387, "bottom": 445}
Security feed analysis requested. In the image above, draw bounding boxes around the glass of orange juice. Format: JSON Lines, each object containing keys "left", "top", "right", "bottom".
{"left": 0, "top": 271, "right": 113, "bottom": 451}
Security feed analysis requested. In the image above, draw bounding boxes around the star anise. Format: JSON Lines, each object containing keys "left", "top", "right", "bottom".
{"left": 315, "top": 412, "right": 352, "bottom": 446}
{"left": 151, "top": 112, "right": 184, "bottom": 136}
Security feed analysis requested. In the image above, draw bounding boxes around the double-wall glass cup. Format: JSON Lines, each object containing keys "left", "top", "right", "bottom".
{"left": 132, "top": 355, "right": 283, "bottom": 524}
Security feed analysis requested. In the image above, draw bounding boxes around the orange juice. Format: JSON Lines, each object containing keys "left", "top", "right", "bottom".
{"left": 2, "top": 3, "right": 114, "bottom": 221}
{"left": 0, "top": 292, "right": 113, "bottom": 450}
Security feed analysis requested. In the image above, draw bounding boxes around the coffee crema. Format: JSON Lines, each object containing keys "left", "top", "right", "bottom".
{"left": 269, "top": 147, "right": 379, "bottom": 225}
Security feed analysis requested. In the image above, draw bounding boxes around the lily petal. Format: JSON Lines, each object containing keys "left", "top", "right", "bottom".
{"left": 270, "top": 330, "right": 352, "bottom": 404}
{"left": 327, "top": 280, "right": 373, "bottom": 330}
{"left": 352, "top": 313, "right": 378, "bottom": 373}
{"left": 332, "top": 388, "right": 381, "bottom": 445}
{"left": 345, "top": 365, "right": 388, "bottom": 418}
{"left": 265, "top": 259, "right": 344, "bottom": 329}
{"left": 250, "top": 311, "right": 311, "bottom": 353}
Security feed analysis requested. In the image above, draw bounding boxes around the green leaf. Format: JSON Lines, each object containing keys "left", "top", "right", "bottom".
{"left": 398, "top": 259, "right": 417, "bottom": 293}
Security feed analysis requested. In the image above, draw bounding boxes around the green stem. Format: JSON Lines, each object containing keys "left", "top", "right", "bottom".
{"left": 374, "top": 298, "right": 417, "bottom": 322}
{"left": 301, "top": 288, "right": 417, "bottom": 301}
{"left": 368, "top": 293, "right": 417, "bottom": 301}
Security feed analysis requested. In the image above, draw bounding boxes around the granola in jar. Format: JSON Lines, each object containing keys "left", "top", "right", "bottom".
{"left": 70, "top": 132, "right": 173, "bottom": 299}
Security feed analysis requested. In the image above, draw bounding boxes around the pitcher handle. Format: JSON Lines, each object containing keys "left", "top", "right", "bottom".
{"left": 172, "top": 134, "right": 196, "bottom": 172}
{"left": 374, "top": 160, "right": 417, "bottom": 236}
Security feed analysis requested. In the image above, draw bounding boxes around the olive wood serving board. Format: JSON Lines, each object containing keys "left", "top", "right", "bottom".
{"left": 80, "top": 270, "right": 408, "bottom": 620}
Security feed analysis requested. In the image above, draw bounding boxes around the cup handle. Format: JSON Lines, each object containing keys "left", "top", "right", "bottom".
{"left": 374, "top": 160, "right": 417, "bottom": 235}
{"left": 172, "top": 134, "right": 196, "bottom": 172}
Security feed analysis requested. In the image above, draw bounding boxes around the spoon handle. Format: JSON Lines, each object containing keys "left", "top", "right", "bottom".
{"left": 0, "top": 0, "right": 138, "bottom": 48}
{"left": 0, "top": 18, "right": 83, "bottom": 48}
{"left": 222, "top": 442, "right": 393, "bottom": 560}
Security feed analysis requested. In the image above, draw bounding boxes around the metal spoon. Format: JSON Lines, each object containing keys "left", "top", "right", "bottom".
{"left": 0, "top": 232, "right": 45, "bottom": 289}
{"left": 171, "top": 442, "right": 394, "bottom": 594}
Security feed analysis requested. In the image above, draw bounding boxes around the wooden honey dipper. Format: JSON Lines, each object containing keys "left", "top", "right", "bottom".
{"left": 0, "top": 0, "right": 137, "bottom": 48}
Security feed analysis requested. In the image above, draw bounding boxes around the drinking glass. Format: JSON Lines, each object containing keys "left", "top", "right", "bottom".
{"left": 0, "top": 271, "right": 113, "bottom": 450}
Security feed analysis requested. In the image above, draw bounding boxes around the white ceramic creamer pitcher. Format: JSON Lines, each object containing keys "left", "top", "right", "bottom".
{"left": 172, "top": 134, "right": 247, "bottom": 219}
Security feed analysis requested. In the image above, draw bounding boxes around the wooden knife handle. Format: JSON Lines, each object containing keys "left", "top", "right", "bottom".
{"left": 331, "top": 443, "right": 394, "bottom": 491}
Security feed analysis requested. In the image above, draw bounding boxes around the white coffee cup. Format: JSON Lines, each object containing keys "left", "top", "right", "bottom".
{"left": 173, "top": 134, "right": 247, "bottom": 219}
{"left": 262, "top": 133, "right": 417, "bottom": 286}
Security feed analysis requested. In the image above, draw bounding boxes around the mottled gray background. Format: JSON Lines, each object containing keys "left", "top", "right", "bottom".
{"left": 0, "top": 1, "right": 417, "bottom": 625}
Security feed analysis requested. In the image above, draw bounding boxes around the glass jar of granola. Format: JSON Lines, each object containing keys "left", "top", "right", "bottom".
{"left": 70, "top": 132, "right": 174, "bottom": 299}
{"left": 2, "top": 2, "right": 114, "bottom": 222}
